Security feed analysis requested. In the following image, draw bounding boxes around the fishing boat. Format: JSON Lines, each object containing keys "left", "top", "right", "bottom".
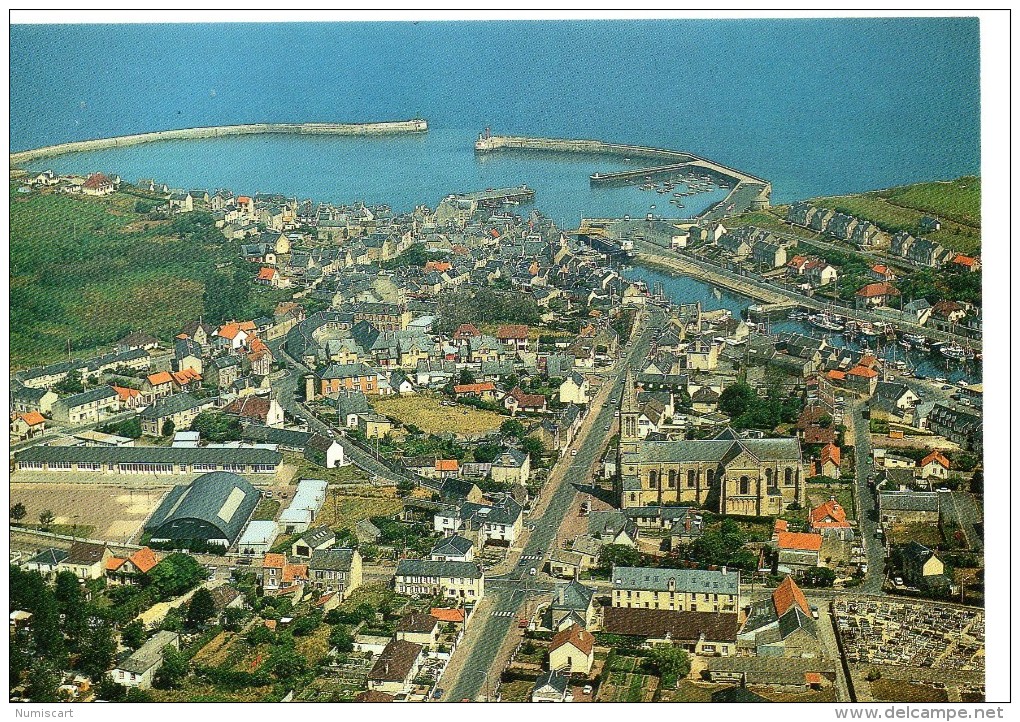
{"left": 940, "top": 343, "right": 969, "bottom": 361}
{"left": 903, "top": 333, "right": 928, "bottom": 346}
{"left": 809, "top": 312, "right": 845, "bottom": 332}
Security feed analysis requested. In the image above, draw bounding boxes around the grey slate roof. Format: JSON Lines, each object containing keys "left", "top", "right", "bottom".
{"left": 623, "top": 435, "right": 801, "bottom": 465}
{"left": 241, "top": 426, "right": 312, "bottom": 449}
{"left": 55, "top": 386, "right": 119, "bottom": 408}
{"left": 309, "top": 548, "right": 356, "bottom": 572}
{"left": 551, "top": 580, "right": 595, "bottom": 612}
{"left": 15, "top": 445, "right": 281, "bottom": 466}
{"left": 298, "top": 526, "right": 336, "bottom": 549}
{"left": 145, "top": 471, "right": 261, "bottom": 544}
{"left": 116, "top": 631, "right": 180, "bottom": 675}
{"left": 140, "top": 392, "right": 210, "bottom": 419}
{"left": 431, "top": 535, "right": 473, "bottom": 557}
{"left": 611, "top": 566, "right": 739, "bottom": 595}
{"left": 395, "top": 559, "right": 482, "bottom": 579}
{"left": 879, "top": 491, "right": 940, "bottom": 513}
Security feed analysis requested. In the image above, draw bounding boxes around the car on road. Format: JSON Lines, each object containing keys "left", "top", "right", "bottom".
{"left": 571, "top": 449, "right": 578, "bottom": 456}
{"left": 582, "top": 685, "right": 593, "bottom": 695}
{"left": 518, "top": 618, "right": 529, "bottom": 628}
{"left": 529, "top": 567, "right": 537, "bottom": 576}
{"left": 859, "top": 563, "right": 868, "bottom": 575}
{"left": 893, "top": 576, "right": 904, "bottom": 587}
{"left": 938, "top": 487, "right": 951, "bottom": 493}
{"left": 810, "top": 605, "right": 819, "bottom": 619}
{"left": 604, "top": 424, "right": 611, "bottom": 431}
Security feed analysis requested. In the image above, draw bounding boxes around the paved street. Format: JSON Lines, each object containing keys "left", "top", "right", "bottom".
{"left": 848, "top": 401, "right": 886, "bottom": 593}
{"left": 441, "top": 307, "right": 662, "bottom": 701}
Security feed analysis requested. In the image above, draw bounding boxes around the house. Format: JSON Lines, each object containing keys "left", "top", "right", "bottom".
{"left": 11, "top": 411, "right": 46, "bottom": 440}
{"left": 809, "top": 499, "right": 853, "bottom": 539}
{"left": 109, "top": 631, "right": 180, "bottom": 689}
{"left": 878, "top": 491, "right": 940, "bottom": 524}
{"left": 588, "top": 510, "right": 637, "bottom": 546}
{"left": 737, "top": 577, "right": 819, "bottom": 657}
{"left": 846, "top": 365, "right": 879, "bottom": 396}
{"left": 308, "top": 548, "right": 363, "bottom": 597}
{"left": 611, "top": 566, "right": 739, "bottom": 613}
{"left": 430, "top": 535, "right": 475, "bottom": 562}
{"left": 490, "top": 448, "right": 531, "bottom": 486}
{"left": 531, "top": 670, "right": 571, "bottom": 702}
{"left": 303, "top": 433, "right": 346, "bottom": 469}
{"left": 773, "top": 531, "right": 822, "bottom": 571}
{"left": 602, "top": 607, "right": 739, "bottom": 655}
{"left": 366, "top": 639, "right": 424, "bottom": 695}
{"left": 313, "top": 362, "right": 379, "bottom": 398}
{"left": 816, "top": 442, "right": 841, "bottom": 479}
{"left": 140, "top": 392, "right": 215, "bottom": 436}
{"left": 22, "top": 548, "right": 69, "bottom": 579}
{"left": 549, "top": 624, "right": 595, "bottom": 674}
{"left": 917, "top": 450, "right": 951, "bottom": 480}
{"left": 395, "top": 612, "right": 441, "bottom": 650}
{"left": 104, "top": 547, "right": 159, "bottom": 585}
{"left": 503, "top": 386, "right": 548, "bottom": 416}
{"left": 559, "top": 372, "right": 590, "bottom": 405}
{"left": 207, "top": 357, "right": 242, "bottom": 390}
{"left": 214, "top": 322, "right": 250, "bottom": 351}
{"left": 870, "top": 264, "right": 897, "bottom": 282}
{"left": 15, "top": 445, "right": 281, "bottom": 476}
{"left": 51, "top": 387, "right": 120, "bottom": 425}
{"left": 548, "top": 580, "right": 597, "bottom": 631}
{"left": 434, "top": 497, "right": 525, "bottom": 545}
{"left": 394, "top": 559, "right": 484, "bottom": 602}
{"left": 256, "top": 266, "right": 281, "bottom": 287}
{"left": 291, "top": 527, "right": 336, "bottom": 558}
{"left": 951, "top": 254, "right": 981, "bottom": 273}
{"left": 10, "top": 382, "right": 58, "bottom": 415}
{"left": 260, "top": 553, "right": 308, "bottom": 591}
{"left": 236, "top": 521, "right": 280, "bottom": 556}
{"left": 453, "top": 381, "right": 498, "bottom": 400}
{"left": 898, "top": 542, "right": 946, "bottom": 586}
{"left": 926, "top": 402, "right": 982, "bottom": 452}
{"left": 278, "top": 479, "right": 329, "bottom": 534}
{"left": 58, "top": 541, "right": 112, "bottom": 580}
{"left": 496, "top": 324, "right": 530, "bottom": 352}
{"left": 82, "top": 172, "right": 114, "bottom": 196}
{"left": 221, "top": 395, "right": 285, "bottom": 428}
{"left": 855, "top": 282, "right": 900, "bottom": 308}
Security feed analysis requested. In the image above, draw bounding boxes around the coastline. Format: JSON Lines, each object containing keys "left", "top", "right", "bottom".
{"left": 9, "top": 119, "right": 428, "bottom": 167}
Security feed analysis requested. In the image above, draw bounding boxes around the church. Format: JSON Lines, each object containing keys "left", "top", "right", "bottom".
{"left": 616, "top": 371, "right": 805, "bottom": 516}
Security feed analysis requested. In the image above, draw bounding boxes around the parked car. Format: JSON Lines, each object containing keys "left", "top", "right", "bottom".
{"left": 582, "top": 685, "right": 593, "bottom": 695}
{"left": 893, "top": 576, "right": 904, "bottom": 587}
{"left": 571, "top": 449, "right": 578, "bottom": 456}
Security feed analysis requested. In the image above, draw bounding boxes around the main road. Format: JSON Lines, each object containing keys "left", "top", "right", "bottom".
{"left": 848, "top": 401, "right": 886, "bottom": 593}
{"left": 441, "top": 306, "right": 664, "bottom": 701}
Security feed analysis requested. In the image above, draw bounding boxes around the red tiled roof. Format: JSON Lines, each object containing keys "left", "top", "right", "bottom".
{"left": 496, "top": 324, "right": 529, "bottom": 340}
{"left": 772, "top": 576, "right": 811, "bottom": 617}
{"left": 263, "top": 553, "right": 286, "bottom": 569}
{"left": 952, "top": 254, "right": 978, "bottom": 267}
{"left": 128, "top": 547, "right": 159, "bottom": 574}
{"left": 550, "top": 624, "right": 594, "bottom": 656}
{"left": 20, "top": 411, "right": 45, "bottom": 426}
{"left": 826, "top": 370, "right": 846, "bottom": 381}
{"left": 777, "top": 531, "right": 823, "bottom": 552}
{"left": 111, "top": 385, "right": 141, "bottom": 402}
{"left": 856, "top": 282, "right": 900, "bottom": 298}
{"left": 424, "top": 260, "right": 452, "bottom": 273}
{"left": 820, "top": 442, "right": 841, "bottom": 467}
{"left": 218, "top": 323, "right": 245, "bottom": 340}
{"left": 106, "top": 557, "right": 127, "bottom": 571}
{"left": 508, "top": 387, "right": 545, "bottom": 408}
{"left": 223, "top": 395, "right": 272, "bottom": 421}
{"left": 848, "top": 366, "right": 878, "bottom": 379}
{"left": 453, "top": 382, "right": 495, "bottom": 394}
{"left": 454, "top": 323, "right": 481, "bottom": 338}
{"left": 774, "top": 519, "right": 789, "bottom": 534}
{"left": 147, "top": 371, "right": 173, "bottom": 386}
{"left": 83, "top": 173, "right": 111, "bottom": 189}
{"left": 920, "top": 450, "right": 950, "bottom": 469}
{"left": 431, "top": 607, "right": 466, "bottom": 623}
{"left": 257, "top": 267, "right": 277, "bottom": 280}
{"left": 810, "top": 499, "right": 850, "bottom": 527}
{"left": 435, "top": 459, "right": 459, "bottom": 472}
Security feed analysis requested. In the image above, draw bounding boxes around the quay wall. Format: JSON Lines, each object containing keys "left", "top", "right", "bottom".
{"left": 475, "top": 134, "right": 771, "bottom": 214}
{"left": 10, "top": 119, "right": 429, "bottom": 166}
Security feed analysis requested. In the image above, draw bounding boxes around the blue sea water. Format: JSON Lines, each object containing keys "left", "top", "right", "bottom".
{"left": 10, "top": 18, "right": 980, "bottom": 224}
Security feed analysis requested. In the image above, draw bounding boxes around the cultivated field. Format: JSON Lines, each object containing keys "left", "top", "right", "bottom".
{"left": 313, "top": 485, "right": 406, "bottom": 531}
{"left": 10, "top": 482, "right": 171, "bottom": 542}
{"left": 373, "top": 393, "right": 505, "bottom": 436}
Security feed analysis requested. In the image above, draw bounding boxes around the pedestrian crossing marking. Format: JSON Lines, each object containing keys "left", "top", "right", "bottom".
{"left": 492, "top": 610, "right": 515, "bottom": 617}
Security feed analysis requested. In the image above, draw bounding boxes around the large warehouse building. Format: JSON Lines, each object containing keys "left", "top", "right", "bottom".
{"left": 145, "top": 471, "right": 262, "bottom": 548}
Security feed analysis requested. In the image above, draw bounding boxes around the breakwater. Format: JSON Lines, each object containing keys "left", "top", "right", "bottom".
{"left": 474, "top": 133, "right": 771, "bottom": 218}
{"left": 10, "top": 119, "right": 429, "bottom": 166}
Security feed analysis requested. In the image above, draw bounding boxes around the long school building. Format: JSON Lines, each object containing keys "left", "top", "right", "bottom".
{"left": 13, "top": 446, "right": 282, "bottom": 476}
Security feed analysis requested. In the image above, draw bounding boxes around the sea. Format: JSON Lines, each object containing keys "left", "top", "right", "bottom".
{"left": 10, "top": 18, "right": 981, "bottom": 381}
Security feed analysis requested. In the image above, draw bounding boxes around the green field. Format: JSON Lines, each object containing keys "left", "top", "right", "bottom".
{"left": 9, "top": 184, "right": 288, "bottom": 370}
{"left": 809, "top": 175, "right": 981, "bottom": 255}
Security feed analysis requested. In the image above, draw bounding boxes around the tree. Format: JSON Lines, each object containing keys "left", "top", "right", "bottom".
{"left": 161, "top": 419, "right": 176, "bottom": 437}
{"left": 647, "top": 645, "right": 691, "bottom": 687}
{"left": 32, "top": 589, "right": 66, "bottom": 664}
{"left": 185, "top": 588, "right": 216, "bottom": 630}
{"left": 246, "top": 624, "right": 276, "bottom": 646}
{"left": 24, "top": 661, "right": 61, "bottom": 702}
{"left": 222, "top": 608, "right": 246, "bottom": 632}
{"left": 77, "top": 621, "right": 118, "bottom": 682}
{"left": 719, "top": 382, "right": 756, "bottom": 418}
{"left": 597, "top": 544, "right": 642, "bottom": 571}
{"left": 500, "top": 419, "right": 526, "bottom": 439}
{"left": 291, "top": 611, "right": 323, "bottom": 637}
{"left": 970, "top": 469, "right": 983, "bottom": 495}
{"left": 801, "top": 566, "right": 836, "bottom": 588}
{"left": 39, "top": 509, "right": 55, "bottom": 530}
{"left": 328, "top": 625, "right": 354, "bottom": 653}
{"left": 154, "top": 645, "right": 188, "bottom": 689}
{"left": 396, "top": 478, "right": 415, "bottom": 497}
{"left": 54, "top": 571, "right": 87, "bottom": 648}
{"left": 121, "top": 620, "right": 147, "bottom": 650}
{"left": 521, "top": 436, "right": 546, "bottom": 464}
{"left": 458, "top": 368, "right": 476, "bottom": 385}
{"left": 270, "top": 649, "right": 307, "bottom": 679}
{"left": 472, "top": 443, "right": 502, "bottom": 464}
{"left": 10, "top": 502, "right": 26, "bottom": 524}
{"left": 148, "top": 553, "right": 207, "bottom": 599}
{"left": 190, "top": 411, "right": 243, "bottom": 443}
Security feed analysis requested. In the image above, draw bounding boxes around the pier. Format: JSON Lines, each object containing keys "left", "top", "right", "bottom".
{"left": 9, "top": 119, "right": 429, "bottom": 166}
{"left": 474, "top": 133, "right": 771, "bottom": 219}
{"left": 451, "top": 185, "right": 535, "bottom": 208}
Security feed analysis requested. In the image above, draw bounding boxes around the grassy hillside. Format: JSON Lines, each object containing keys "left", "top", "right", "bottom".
{"left": 9, "top": 184, "right": 286, "bottom": 371}
{"left": 810, "top": 175, "right": 981, "bottom": 255}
